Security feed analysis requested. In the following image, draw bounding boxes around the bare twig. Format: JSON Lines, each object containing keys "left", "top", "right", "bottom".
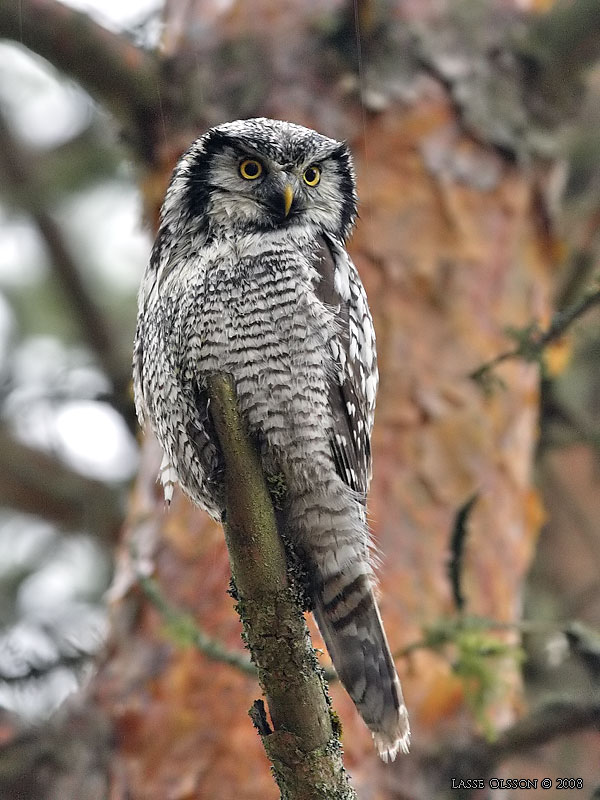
{"left": 206, "top": 374, "right": 355, "bottom": 800}
{"left": 0, "top": 0, "right": 163, "bottom": 163}
{"left": 470, "top": 285, "right": 600, "bottom": 385}
{"left": 448, "top": 494, "right": 479, "bottom": 613}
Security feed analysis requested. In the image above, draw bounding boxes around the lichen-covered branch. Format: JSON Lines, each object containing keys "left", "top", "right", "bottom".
{"left": 0, "top": 0, "right": 163, "bottom": 162}
{"left": 206, "top": 374, "right": 356, "bottom": 800}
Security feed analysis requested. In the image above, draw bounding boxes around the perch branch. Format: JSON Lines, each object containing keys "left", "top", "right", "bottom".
{"left": 206, "top": 373, "right": 355, "bottom": 800}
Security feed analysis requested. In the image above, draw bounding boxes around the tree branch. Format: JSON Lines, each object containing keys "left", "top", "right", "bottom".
{"left": 0, "top": 0, "right": 163, "bottom": 163}
{"left": 448, "top": 494, "right": 479, "bottom": 613}
{"left": 485, "top": 698, "right": 600, "bottom": 763}
{"left": 0, "top": 110, "right": 135, "bottom": 428}
{"left": 0, "top": 428, "right": 123, "bottom": 541}
{"left": 470, "top": 284, "right": 600, "bottom": 385}
{"left": 206, "top": 374, "right": 356, "bottom": 800}
{"left": 138, "top": 571, "right": 339, "bottom": 683}
{"left": 137, "top": 574, "right": 258, "bottom": 678}
{"left": 517, "top": 0, "right": 600, "bottom": 126}
{"left": 0, "top": 649, "right": 91, "bottom": 685}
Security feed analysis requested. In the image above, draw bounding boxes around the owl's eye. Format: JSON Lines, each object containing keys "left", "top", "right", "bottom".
{"left": 302, "top": 165, "right": 321, "bottom": 187}
{"left": 239, "top": 159, "right": 263, "bottom": 180}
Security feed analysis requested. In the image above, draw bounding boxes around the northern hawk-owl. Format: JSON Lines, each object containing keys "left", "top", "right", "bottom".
{"left": 133, "top": 117, "right": 410, "bottom": 760}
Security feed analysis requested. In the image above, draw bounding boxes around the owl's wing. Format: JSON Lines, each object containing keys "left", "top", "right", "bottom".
{"left": 314, "top": 235, "right": 378, "bottom": 498}
{"left": 133, "top": 225, "right": 176, "bottom": 424}
{"left": 134, "top": 225, "right": 222, "bottom": 512}
{"left": 133, "top": 228, "right": 166, "bottom": 429}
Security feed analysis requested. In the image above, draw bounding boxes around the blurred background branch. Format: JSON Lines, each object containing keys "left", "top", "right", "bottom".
{"left": 0, "top": 0, "right": 163, "bottom": 162}
{"left": 0, "top": 110, "right": 134, "bottom": 426}
{"left": 433, "top": 698, "right": 600, "bottom": 794}
{"left": 470, "top": 282, "right": 600, "bottom": 386}
{"left": 0, "top": 427, "right": 123, "bottom": 539}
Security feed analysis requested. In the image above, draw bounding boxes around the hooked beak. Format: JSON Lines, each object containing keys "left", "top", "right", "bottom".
{"left": 283, "top": 183, "right": 294, "bottom": 218}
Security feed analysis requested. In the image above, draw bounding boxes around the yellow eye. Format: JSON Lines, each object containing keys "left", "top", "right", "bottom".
{"left": 303, "top": 165, "right": 321, "bottom": 186}
{"left": 239, "top": 159, "right": 263, "bottom": 180}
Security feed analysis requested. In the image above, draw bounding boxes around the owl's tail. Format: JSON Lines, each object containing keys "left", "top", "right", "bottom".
{"left": 312, "top": 562, "right": 410, "bottom": 761}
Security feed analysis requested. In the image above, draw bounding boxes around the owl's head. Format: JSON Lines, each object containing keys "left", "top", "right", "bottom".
{"left": 164, "top": 118, "right": 357, "bottom": 241}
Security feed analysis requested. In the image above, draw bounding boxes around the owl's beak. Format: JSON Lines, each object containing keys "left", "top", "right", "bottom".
{"left": 283, "top": 184, "right": 294, "bottom": 218}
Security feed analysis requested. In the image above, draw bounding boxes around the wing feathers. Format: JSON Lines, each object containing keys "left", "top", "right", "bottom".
{"left": 314, "top": 235, "right": 377, "bottom": 497}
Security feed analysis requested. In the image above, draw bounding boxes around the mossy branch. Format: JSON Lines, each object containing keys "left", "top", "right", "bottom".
{"left": 137, "top": 574, "right": 258, "bottom": 677}
{"left": 138, "top": 571, "right": 339, "bottom": 683}
{"left": 206, "top": 374, "right": 356, "bottom": 800}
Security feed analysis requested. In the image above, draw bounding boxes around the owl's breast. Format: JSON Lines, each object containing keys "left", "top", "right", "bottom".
{"left": 187, "top": 237, "right": 331, "bottom": 369}
{"left": 178, "top": 237, "right": 337, "bottom": 467}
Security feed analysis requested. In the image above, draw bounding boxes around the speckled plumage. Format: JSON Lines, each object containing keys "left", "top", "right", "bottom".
{"left": 133, "top": 118, "right": 409, "bottom": 759}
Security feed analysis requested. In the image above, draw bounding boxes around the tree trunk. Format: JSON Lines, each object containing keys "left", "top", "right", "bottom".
{"left": 0, "top": 1, "right": 573, "bottom": 798}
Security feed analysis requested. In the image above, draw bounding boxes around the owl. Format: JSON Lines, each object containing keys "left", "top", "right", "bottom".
{"left": 133, "top": 118, "right": 410, "bottom": 761}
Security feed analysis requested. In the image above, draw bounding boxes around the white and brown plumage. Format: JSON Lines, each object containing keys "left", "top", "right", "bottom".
{"left": 133, "top": 117, "right": 410, "bottom": 760}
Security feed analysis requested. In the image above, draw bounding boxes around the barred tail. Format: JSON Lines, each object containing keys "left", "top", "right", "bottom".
{"left": 313, "top": 565, "right": 410, "bottom": 761}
